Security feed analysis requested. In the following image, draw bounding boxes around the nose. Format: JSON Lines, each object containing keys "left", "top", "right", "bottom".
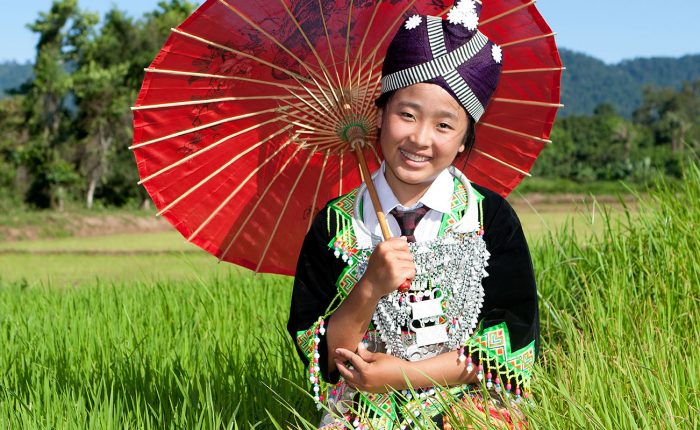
{"left": 410, "top": 121, "right": 431, "bottom": 148}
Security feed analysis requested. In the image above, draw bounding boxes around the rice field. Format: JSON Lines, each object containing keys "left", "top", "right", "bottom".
{"left": 0, "top": 169, "right": 697, "bottom": 428}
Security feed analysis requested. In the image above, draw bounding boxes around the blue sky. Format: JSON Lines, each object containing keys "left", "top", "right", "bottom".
{"left": 2, "top": 0, "right": 699, "bottom": 64}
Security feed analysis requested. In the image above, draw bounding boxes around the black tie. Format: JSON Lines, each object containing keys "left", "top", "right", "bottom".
{"left": 389, "top": 206, "right": 430, "bottom": 243}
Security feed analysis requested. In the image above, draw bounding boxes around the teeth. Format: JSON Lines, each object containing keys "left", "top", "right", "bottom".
{"left": 400, "top": 149, "right": 431, "bottom": 162}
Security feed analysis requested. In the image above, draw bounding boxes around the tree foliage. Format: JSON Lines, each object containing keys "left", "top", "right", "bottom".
{"left": 0, "top": 0, "right": 196, "bottom": 210}
{"left": 0, "top": 1, "right": 697, "bottom": 210}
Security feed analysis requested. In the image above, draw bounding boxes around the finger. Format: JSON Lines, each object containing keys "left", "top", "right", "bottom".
{"left": 337, "top": 347, "right": 369, "bottom": 370}
{"left": 384, "top": 238, "right": 410, "bottom": 251}
{"left": 392, "top": 252, "right": 414, "bottom": 262}
{"left": 356, "top": 342, "right": 375, "bottom": 362}
{"left": 335, "top": 360, "right": 355, "bottom": 381}
{"left": 334, "top": 348, "right": 355, "bottom": 361}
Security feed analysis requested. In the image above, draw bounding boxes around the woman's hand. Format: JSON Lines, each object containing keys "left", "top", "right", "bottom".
{"left": 334, "top": 343, "right": 413, "bottom": 393}
{"left": 360, "top": 237, "right": 415, "bottom": 299}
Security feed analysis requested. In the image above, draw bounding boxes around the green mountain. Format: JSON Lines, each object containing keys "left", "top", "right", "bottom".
{"left": 3, "top": 50, "right": 700, "bottom": 117}
{"left": 0, "top": 61, "right": 32, "bottom": 97}
{"left": 560, "top": 49, "right": 700, "bottom": 117}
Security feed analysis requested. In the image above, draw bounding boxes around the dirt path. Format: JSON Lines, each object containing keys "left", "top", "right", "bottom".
{"left": 0, "top": 212, "right": 172, "bottom": 242}
{"left": 1, "top": 194, "right": 639, "bottom": 242}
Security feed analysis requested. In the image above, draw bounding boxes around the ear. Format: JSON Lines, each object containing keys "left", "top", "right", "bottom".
{"left": 376, "top": 107, "right": 384, "bottom": 129}
{"left": 458, "top": 143, "right": 465, "bottom": 153}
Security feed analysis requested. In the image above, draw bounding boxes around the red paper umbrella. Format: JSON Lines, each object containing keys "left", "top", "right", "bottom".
{"left": 131, "top": 0, "right": 563, "bottom": 276}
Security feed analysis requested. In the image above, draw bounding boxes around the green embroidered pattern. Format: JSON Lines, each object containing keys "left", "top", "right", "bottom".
{"left": 327, "top": 189, "right": 361, "bottom": 298}
{"left": 295, "top": 324, "right": 318, "bottom": 362}
{"left": 465, "top": 321, "right": 536, "bottom": 389}
{"left": 437, "top": 178, "right": 484, "bottom": 235}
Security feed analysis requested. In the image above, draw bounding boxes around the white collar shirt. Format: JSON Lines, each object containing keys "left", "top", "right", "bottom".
{"left": 360, "top": 162, "right": 454, "bottom": 245}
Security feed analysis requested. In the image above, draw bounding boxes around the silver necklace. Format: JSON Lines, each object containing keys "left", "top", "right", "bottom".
{"left": 352, "top": 168, "right": 490, "bottom": 361}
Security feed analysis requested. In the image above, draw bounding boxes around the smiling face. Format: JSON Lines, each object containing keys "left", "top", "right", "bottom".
{"left": 377, "top": 83, "right": 470, "bottom": 206}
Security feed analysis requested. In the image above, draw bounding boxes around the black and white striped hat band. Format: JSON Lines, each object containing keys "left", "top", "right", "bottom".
{"left": 381, "top": 16, "right": 489, "bottom": 121}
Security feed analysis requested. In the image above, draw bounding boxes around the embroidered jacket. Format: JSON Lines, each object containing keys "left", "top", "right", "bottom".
{"left": 287, "top": 170, "right": 539, "bottom": 423}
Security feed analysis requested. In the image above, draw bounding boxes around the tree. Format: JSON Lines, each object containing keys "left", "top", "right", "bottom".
{"left": 21, "top": 0, "right": 88, "bottom": 209}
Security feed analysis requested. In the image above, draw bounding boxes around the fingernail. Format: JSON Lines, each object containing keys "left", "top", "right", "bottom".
{"left": 335, "top": 349, "right": 340, "bottom": 354}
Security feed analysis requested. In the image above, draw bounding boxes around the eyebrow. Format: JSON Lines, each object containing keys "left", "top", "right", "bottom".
{"left": 395, "top": 101, "right": 459, "bottom": 119}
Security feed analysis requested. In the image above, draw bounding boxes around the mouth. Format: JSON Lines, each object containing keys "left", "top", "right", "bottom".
{"left": 399, "top": 149, "right": 432, "bottom": 163}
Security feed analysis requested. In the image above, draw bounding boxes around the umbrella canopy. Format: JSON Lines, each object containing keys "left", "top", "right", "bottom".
{"left": 131, "top": 0, "right": 563, "bottom": 276}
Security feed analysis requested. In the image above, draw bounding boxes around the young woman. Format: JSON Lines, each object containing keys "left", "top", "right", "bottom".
{"left": 288, "top": 4, "right": 538, "bottom": 428}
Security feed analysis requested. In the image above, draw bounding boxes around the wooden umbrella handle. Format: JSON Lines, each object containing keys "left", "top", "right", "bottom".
{"left": 353, "top": 143, "right": 411, "bottom": 293}
{"left": 353, "top": 144, "right": 391, "bottom": 240}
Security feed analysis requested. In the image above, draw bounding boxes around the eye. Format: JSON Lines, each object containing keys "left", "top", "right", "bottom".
{"left": 437, "top": 122, "right": 454, "bottom": 130}
{"left": 400, "top": 111, "right": 415, "bottom": 120}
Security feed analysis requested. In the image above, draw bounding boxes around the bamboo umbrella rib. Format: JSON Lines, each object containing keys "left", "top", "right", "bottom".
{"left": 349, "top": 0, "right": 382, "bottom": 82}
{"left": 189, "top": 139, "right": 297, "bottom": 243}
{"left": 502, "top": 67, "right": 565, "bottom": 74}
{"left": 357, "top": 54, "right": 380, "bottom": 119}
{"left": 316, "top": 143, "right": 345, "bottom": 152}
{"left": 308, "top": 150, "right": 330, "bottom": 231}
{"left": 171, "top": 27, "right": 311, "bottom": 83}
{"left": 302, "top": 138, "right": 343, "bottom": 150}
{"left": 143, "top": 68, "right": 303, "bottom": 91}
{"left": 306, "top": 74, "right": 342, "bottom": 120}
{"left": 277, "top": 116, "right": 317, "bottom": 131}
{"left": 131, "top": 95, "right": 295, "bottom": 111}
{"left": 360, "top": 68, "right": 383, "bottom": 120}
{"left": 219, "top": 144, "right": 306, "bottom": 257}
{"left": 138, "top": 118, "right": 280, "bottom": 185}
{"left": 479, "top": 1, "right": 536, "bottom": 26}
{"left": 287, "top": 79, "right": 343, "bottom": 126}
{"left": 501, "top": 32, "right": 556, "bottom": 48}
{"left": 479, "top": 122, "right": 552, "bottom": 144}
{"left": 369, "top": 142, "right": 382, "bottom": 166}
{"left": 339, "top": 151, "right": 344, "bottom": 195}
{"left": 491, "top": 98, "right": 564, "bottom": 108}
{"left": 317, "top": 0, "right": 343, "bottom": 95}
{"left": 343, "top": 0, "right": 354, "bottom": 86}
{"left": 217, "top": 0, "right": 327, "bottom": 85}
{"left": 285, "top": 102, "right": 339, "bottom": 133}
{"left": 288, "top": 77, "right": 330, "bottom": 114}
{"left": 298, "top": 136, "right": 342, "bottom": 144}
{"left": 281, "top": 99, "right": 338, "bottom": 129}
{"left": 293, "top": 128, "right": 338, "bottom": 137}
{"left": 473, "top": 149, "right": 531, "bottom": 176}
{"left": 129, "top": 107, "right": 280, "bottom": 150}
{"left": 277, "top": 0, "right": 340, "bottom": 93}
{"left": 280, "top": 109, "right": 337, "bottom": 135}
{"left": 255, "top": 148, "right": 316, "bottom": 273}
{"left": 156, "top": 125, "right": 293, "bottom": 215}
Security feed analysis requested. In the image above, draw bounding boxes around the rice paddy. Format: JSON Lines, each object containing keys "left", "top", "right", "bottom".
{"left": 0, "top": 169, "right": 697, "bottom": 428}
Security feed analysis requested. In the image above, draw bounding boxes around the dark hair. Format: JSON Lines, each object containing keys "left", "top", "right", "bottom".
{"left": 375, "top": 91, "right": 477, "bottom": 163}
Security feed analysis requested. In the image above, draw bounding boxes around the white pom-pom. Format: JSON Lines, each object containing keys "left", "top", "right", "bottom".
{"left": 447, "top": 0, "right": 479, "bottom": 30}
{"left": 405, "top": 15, "right": 422, "bottom": 30}
{"left": 492, "top": 44, "right": 503, "bottom": 63}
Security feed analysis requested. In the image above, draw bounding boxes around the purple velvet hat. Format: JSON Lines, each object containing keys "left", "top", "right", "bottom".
{"left": 380, "top": 0, "right": 503, "bottom": 121}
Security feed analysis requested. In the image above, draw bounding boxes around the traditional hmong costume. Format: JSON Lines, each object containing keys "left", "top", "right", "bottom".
{"left": 288, "top": 2, "right": 539, "bottom": 428}
{"left": 287, "top": 164, "right": 538, "bottom": 428}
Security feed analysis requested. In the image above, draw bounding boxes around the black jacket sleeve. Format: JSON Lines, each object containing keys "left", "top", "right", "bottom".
{"left": 286, "top": 203, "right": 345, "bottom": 383}
{"left": 475, "top": 184, "right": 539, "bottom": 359}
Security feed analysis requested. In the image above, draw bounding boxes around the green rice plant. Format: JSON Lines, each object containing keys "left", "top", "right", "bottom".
{"left": 0, "top": 163, "right": 698, "bottom": 428}
{"left": 0, "top": 272, "right": 317, "bottom": 428}
{"left": 526, "top": 161, "right": 700, "bottom": 428}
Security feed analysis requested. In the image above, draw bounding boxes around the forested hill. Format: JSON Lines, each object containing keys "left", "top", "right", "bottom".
{"left": 560, "top": 49, "right": 700, "bottom": 117}
{"left": 3, "top": 50, "right": 700, "bottom": 117}
{"left": 0, "top": 61, "right": 32, "bottom": 97}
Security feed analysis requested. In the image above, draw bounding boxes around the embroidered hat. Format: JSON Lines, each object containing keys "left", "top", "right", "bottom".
{"left": 380, "top": 0, "right": 503, "bottom": 122}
